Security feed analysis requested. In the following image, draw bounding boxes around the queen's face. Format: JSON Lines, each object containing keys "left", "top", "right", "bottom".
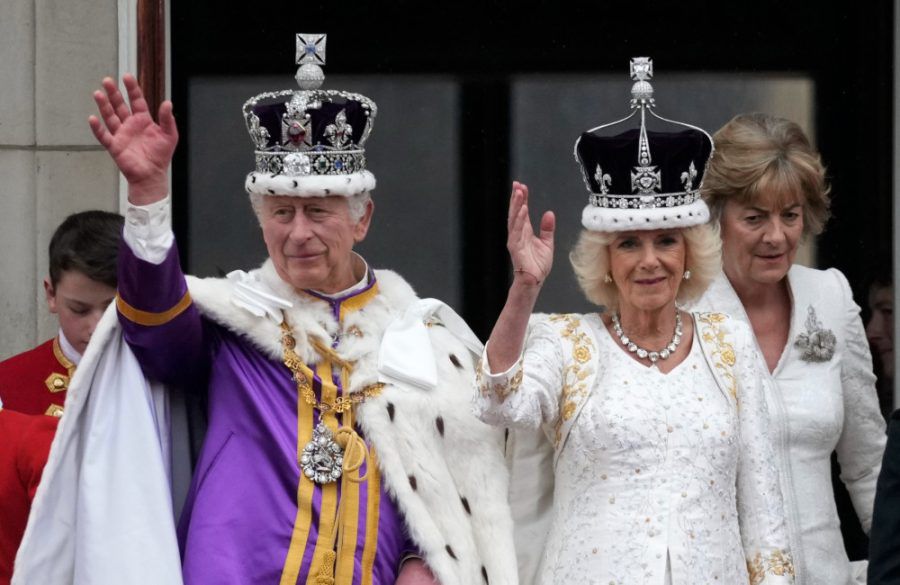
{"left": 719, "top": 196, "right": 803, "bottom": 293}
{"left": 608, "top": 229, "right": 686, "bottom": 314}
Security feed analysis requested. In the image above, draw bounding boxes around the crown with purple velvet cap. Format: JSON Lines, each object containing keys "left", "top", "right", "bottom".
{"left": 574, "top": 57, "right": 714, "bottom": 232}
{"left": 243, "top": 33, "right": 377, "bottom": 198}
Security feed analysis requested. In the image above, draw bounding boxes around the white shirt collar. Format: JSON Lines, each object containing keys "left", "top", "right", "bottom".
{"left": 58, "top": 329, "right": 83, "bottom": 366}
{"left": 313, "top": 254, "right": 371, "bottom": 300}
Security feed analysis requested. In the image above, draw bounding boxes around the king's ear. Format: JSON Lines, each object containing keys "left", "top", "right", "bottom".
{"left": 354, "top": 199, "right": 375, "bottom": 243}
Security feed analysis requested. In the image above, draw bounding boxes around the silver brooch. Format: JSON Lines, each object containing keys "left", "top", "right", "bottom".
{"left": 794, "top": 305, "right": 836, "bottom": 362}
{"left": 300, "top": 422, "right": 344, "bottom": 484}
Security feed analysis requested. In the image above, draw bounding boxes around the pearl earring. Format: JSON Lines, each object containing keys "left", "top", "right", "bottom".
{"left": 603, "top": 273, "right": 613, "bottom": 284}
{"left": 683, "top": 270, "right": 692, "bottom": 281}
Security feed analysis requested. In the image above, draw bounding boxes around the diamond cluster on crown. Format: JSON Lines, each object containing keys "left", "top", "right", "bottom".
{"left": 589, "top": 191, "right": 701, "bottom": 210}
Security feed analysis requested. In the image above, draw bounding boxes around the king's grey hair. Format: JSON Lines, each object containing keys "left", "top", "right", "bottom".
{"left": 249, "top": 191, "right": 372, "bottom": 223}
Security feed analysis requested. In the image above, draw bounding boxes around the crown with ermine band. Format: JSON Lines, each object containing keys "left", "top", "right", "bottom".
{"left": 243, "top": 34, "right": 378, "bottom": 198}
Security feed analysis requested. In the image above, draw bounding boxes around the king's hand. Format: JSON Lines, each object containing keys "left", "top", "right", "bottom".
{"left": 88, "top": 74, "right": 178, "bottom": 206}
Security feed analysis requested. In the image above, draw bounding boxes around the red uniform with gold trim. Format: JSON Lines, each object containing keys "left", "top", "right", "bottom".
{"left": 0, "top": 338, "right": 74, "bottom": 417}
{"left": 0, "top": 407, "right": 58, "bottom": 585}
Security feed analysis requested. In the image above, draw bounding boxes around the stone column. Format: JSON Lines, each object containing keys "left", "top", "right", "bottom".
{"left": 0, "top": 0, "right": 125, "bottom": 358}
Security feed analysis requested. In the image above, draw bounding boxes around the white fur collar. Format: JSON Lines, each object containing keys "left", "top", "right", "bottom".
{"left": 185, "top": 259, "right": 418, "bottom": 392}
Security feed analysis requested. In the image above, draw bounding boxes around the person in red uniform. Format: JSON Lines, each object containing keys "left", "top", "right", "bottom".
{"left": 0, "top": 397, "right": 58, "bottom": 585}
{"left": 0, "top": 211, "right": 123, "bottom": 417}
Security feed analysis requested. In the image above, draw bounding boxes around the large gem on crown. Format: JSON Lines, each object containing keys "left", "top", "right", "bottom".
{"left": 287, "top": 121, "right": 307, "bottom": 144}
{"left": 284, "top": 153, "right": 312, "bottom": 176}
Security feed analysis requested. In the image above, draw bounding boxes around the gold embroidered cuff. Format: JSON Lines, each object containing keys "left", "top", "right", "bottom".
{"left": 747, "top": 550, "right": 795, "bottom": 585}
{"left": 475, "top": 355, "right": 524, "bottom": 400}
{"left": 116, "top": 292, "right": 192, "bottom": 326}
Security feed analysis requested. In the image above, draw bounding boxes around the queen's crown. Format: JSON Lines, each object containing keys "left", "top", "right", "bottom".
{"left": 574, "top": 58, "right": 714, "bottom": 231}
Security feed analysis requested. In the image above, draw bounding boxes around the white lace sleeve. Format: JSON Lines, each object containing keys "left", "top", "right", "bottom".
{"left": 473, "top": 316, "right": 564, "bottom": 430}
{"left": 830, "top": 268, "right": 887, "bottom": 533}
{"left": 731, "top": 320, "right": 796, "bottom": 584}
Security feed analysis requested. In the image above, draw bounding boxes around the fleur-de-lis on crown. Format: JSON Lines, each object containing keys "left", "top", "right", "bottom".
{"left": 681, "top": 161, "right": 698, "bottom": 191}
{"left": 248, "top": 115, "right": 270, "bottom": 149}
{"left": 324, "top": 110, "right": 352, "bottom": 148}
{"left": 594, "top": 165, "right": 612, "bottom": 195}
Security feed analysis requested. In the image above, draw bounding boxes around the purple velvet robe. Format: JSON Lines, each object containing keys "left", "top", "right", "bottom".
{"left": 116, "top": 242, "right": 411, "bottom": 585}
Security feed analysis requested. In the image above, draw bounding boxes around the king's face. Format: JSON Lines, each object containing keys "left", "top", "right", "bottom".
{"left": 260, "top": 195, "right": 372, "bottom": 294}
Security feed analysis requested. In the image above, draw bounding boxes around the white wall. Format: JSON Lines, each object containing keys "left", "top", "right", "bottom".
{"left": 0, "top": 0, "right": 127, "bottom": 359}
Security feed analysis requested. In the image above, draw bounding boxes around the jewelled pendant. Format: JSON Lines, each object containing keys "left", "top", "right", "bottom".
{"left": 300, "top": 422, "right": 344, "bottom": 484}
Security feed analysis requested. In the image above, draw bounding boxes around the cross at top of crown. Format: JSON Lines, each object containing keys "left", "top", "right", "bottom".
{"left": 294, "top": 33, "right": 327, "bottom": 90}
{"left": 630, "top": 57, "right": 653, "bottom": 81}
{"left": 629, "top": 57, "right": 655, "bottom": 107}
{"left": 296, "top": 33, "right": 327, "bottom": 66}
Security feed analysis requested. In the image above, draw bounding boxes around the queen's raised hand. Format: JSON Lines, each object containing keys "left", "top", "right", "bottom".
{"left": 484, "top": 181, "right": 556, "bottom": 373}
{"left": 507, "top": 181, "right": 555, "bottom": 288}
{"left": 88, "top": 74, "right": 178, "bottom": 205}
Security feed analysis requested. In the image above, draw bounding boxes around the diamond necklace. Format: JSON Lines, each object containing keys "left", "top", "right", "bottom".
{"left": 611, "top": 311, "right": 683, "bottom": 363}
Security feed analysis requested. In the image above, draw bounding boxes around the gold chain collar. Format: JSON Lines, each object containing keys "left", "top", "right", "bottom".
{"left": 279, "top": 320, "right": 384, "bottom": 413}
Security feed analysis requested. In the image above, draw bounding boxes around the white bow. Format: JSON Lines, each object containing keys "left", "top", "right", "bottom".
{"left": 227, "top": 270, "right": 293, "bottom": 323}
{"left": 378, "top": 298, "right": 484, "bottom": 390}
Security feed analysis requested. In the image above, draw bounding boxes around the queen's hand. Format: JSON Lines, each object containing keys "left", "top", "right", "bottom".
{"left": 507, "top": 181, "right": 555, "bottom": 288}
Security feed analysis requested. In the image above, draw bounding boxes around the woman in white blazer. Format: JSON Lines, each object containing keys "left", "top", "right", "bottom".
{"left": 694, "top": 113, "right": 886, "bottom": 585}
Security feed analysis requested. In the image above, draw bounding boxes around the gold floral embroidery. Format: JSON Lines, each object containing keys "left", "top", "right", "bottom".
{"left": 475, "top": 357, "right": 524, "bottom": 399}
{"left": 503, "top": 369, "right": 524, "bottom": 398}
{"left": 697, "top": 313, "right": 738, "bottom": 402}
{"left": 574, "top": 346, "right": 591, "bottom": 364}
{"left": 747, "top": 550, "right": 795, "bottom": 585}
{"left": 548, "top": 314, "right": 595, "bottom": 445}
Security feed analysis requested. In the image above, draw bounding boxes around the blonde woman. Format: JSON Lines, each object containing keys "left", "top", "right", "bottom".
{"left": 474, "top": 64, "right": 794, "bottom": 585}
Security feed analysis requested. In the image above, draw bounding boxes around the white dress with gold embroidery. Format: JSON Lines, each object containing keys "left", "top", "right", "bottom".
{"left": 474, "top": 312, "right": 794, "bottom": 585}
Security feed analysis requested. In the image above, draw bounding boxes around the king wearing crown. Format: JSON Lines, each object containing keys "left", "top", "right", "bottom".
{"left": 13, "top": 35, "right": 516, "bottom": 585}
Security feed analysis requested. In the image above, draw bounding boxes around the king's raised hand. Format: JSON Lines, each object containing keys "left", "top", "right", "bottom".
{"left": 88, "top": 74, "right": 178, "bottom": 205}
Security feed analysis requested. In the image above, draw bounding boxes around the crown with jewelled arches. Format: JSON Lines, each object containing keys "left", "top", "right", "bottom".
{"left": 573, "top": 57, "right": 715, "bottom": 232}
{"left": 243, "top": 34, "right": 378, "bottom": 198}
